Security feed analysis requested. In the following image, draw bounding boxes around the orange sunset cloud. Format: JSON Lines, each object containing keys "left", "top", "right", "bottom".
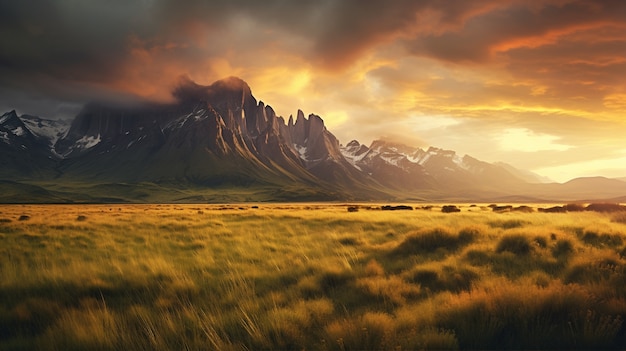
{"left": 1, "top": 0, "right": 625, "bottom": 181}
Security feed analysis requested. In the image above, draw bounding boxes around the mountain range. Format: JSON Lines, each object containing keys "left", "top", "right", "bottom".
{"left": 2, "top": 76, "right": 626, "bottom": 203}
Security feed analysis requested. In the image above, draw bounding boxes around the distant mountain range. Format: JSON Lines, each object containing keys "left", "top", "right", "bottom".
{"left": 2, "top": 77, "right": 626, "bottom": 203}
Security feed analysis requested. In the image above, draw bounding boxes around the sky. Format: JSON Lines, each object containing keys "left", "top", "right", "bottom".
{"left": 1, "top": 0, "right": 625, "bottom": 182}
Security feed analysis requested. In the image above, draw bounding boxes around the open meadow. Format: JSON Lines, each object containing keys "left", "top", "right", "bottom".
{"left": 2, "top": 203, "right": 626, "bottom": 350}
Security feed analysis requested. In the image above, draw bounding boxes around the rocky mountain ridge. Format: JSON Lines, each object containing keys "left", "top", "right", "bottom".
{"left": 1, "top": 77, "right": 625, "bottom": 202}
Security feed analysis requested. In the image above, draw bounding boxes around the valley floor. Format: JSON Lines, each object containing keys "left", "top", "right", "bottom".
{"left": 2, "top": 203, "right": 626, "bottom": 350}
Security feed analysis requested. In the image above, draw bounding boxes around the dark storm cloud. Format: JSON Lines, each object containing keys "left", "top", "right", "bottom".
{"left": 0, "top": 0, "right": 492, "bottom": 88}
{"left": 1, "top": 0, "right": 625, "bottom": 120}
{"left": 0, "top": 0, "right": 322, "bottom": 78}
{"left": 0, "top": 0, "right": 162, "bottom": 115}
{"left": 303, "top": 0, "right": 500, "bottom": 68}
{"left": 0, "top": 0, "right": 332, "bottom": 114}
{"left": 409, "top": 1, "right": 626, "bottom": 63}
{"left": 0, "top": 1, "right": 146, "bottom": 79}
{"left": 2, "top": 0, "right": 624, "bottom": 80}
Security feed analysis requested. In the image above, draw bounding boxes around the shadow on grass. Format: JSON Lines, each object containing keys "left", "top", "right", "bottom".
{"left": 390, "top": 227, "right": 477, "bottom": 258}
{"left": 0, "top": 273, "right": 201, "bottom": 342}
{"left": 435, "top": 282, "right": 626, "bottom": 350}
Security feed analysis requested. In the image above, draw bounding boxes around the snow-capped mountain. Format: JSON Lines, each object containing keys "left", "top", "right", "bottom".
{"left": 20, "top": 115, "right": 70, "bottom": 151}
{"left": 0, "top": 110, "right": 72, "bottom": 161}
{"left": 340, "top": 140, "right": 532, "bottom": 197}
{"left": 1, "top": 77, "right": 625, "bottom": 202}
{"left": 38, "top": 77, "right": 377, "bottom": 199}
{"left": 0, "top": 111, "right": 66, "bottom": 178}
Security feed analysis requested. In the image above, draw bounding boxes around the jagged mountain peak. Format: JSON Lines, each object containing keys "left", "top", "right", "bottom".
{"left": 42, "top": 77, "right": 363, "bottom": 193}
{"left": 0, "top": 110, "right": 20, "bottom": 124}
{"left": 0, "top": 110, "right": 62, "bottom": 179}
{"left": 369, "top": 139, "right": 421, "bottom": 154}
{"left": 1, "top": 110, "right": 71, "bottom": 148}
{"left": 346, "top": 140, "right": 360, "bottom": 146}
{"left": 3, "top": 76, "right": 624, "bottom": 202}
{"left": 1, "top": 110, "right": 32, "bottom": 142}
{"left": 1, "top": 109, "right": 17, "bottom": 117}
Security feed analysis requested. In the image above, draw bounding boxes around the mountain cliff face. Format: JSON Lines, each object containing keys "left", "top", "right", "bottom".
{"left": 7, "top": 77, "right": 379, "bottom": 199}
{"left": 1, "top": 77, "right": 625, "bottom": 202}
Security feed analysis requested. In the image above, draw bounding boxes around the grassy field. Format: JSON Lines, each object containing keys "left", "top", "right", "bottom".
{"left": 2, "top": 203, "right": 626, "bottom": 350}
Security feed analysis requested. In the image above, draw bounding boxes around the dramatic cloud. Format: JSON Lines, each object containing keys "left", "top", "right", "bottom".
{"left": 1, "top": 0, "right": 625, "bottom": 181}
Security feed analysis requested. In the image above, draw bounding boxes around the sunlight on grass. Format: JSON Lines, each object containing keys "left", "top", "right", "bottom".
{"left": 1, "top": 203, "right": 626, "bottom": 349}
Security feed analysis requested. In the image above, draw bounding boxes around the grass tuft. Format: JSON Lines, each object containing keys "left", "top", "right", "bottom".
{"left": 489, "top": 219, "right": 529, "bottom": 229}
{"left": 406, "top": 265, "right": 479, "bottom": 293}
{"left": 436, "top": 280, "right": 626, "bottom": 349}
{"left": 392, "top": 227, "right": 475, "bottom": 256}
{"left": 552, "top": 238, "right": 574, "bottom": 259}
{"left": 496, "top": 234, "right": 532, "bottom": 255}
{"left": 580, "top": 230, "right": 623, "bottom": 248}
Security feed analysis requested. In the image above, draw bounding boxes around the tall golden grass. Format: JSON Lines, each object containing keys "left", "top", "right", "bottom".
{"left": 1, "top": 203, "right": 626, "bottom": 350}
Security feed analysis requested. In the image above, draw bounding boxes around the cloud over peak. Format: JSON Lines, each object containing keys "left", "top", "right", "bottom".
{"left": 1, "top": 0, "right": 625, "bottom": 181}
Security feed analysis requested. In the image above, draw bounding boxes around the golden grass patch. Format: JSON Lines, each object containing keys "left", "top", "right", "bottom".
{"left": 1, "top": 203, "right": 626, "bottom": 350}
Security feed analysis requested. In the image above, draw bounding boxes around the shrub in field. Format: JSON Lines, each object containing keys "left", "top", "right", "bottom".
{"left": 381, "top": 205, "right": 413, "bottom": 211}
{"left": 441, "top": 205, "right": 461, "bottom": 213}
{"left": 496, "top": 234, "right": 532, "bottom": 255}
{"left": 513, "top": 205, "right": 534, "bottom": 213}
{"left": 564, "top": 203, "right": 585, "bottom": 212}
{"left": 586, "top": 203, "right": 626, "bottom": 212}
{"left": 539, "top": 206, "right": 566, "bottom": 213}
{"left": 492, "top": 205, "right": 513, "bottom": 212}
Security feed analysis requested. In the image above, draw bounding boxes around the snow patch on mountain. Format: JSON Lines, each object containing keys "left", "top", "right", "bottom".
{"left": 164, "top": 106, "right": 209, "bottom": 130}
{"left": 380, "top": 152, "right": 404, "bottom": 167}
{"left": 75, "top": 134, "right": 101, "bottom": 150}
{"left": 452, "top": 155, "right": 464, "bottom": 168}
{"left": 20, "top": 115, "right": 70, "bottom": 147}
{"left": 294, "top": 144, "right": 308, "bottom": 161}
{"left": 8, "top": 126, "right": 25, "bottom": 136}
{"left": 340, "top": 140, "right": 370, "bottom": 171}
